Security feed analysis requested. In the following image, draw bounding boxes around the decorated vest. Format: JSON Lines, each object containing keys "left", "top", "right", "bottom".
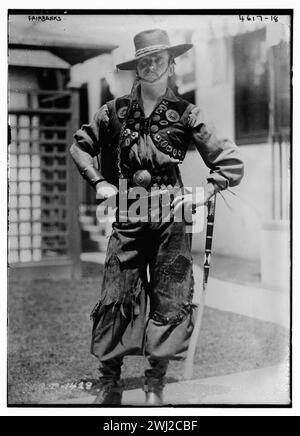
{"left": 102, "top": 92, "right": 192, "bottom": 186}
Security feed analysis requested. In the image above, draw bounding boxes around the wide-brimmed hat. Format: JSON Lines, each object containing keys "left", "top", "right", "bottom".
{"left": 116, "top": 29, "right": 193, "bottom": 71}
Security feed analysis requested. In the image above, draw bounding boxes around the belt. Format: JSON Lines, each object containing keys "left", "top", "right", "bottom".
{"left": 128, "top": 169, "right": 176, "bottom": 190}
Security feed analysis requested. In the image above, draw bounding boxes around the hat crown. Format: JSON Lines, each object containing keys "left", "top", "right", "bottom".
{"left": 116, "top": 28, "right": 192, "bottom": 70}
{"left": 134, "top": 29, "right": 170, "bottom": 53}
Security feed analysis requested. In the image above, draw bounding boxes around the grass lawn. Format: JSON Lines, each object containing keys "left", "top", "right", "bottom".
{"left": 8, "top": 262, "right": 289, "bottom": 405}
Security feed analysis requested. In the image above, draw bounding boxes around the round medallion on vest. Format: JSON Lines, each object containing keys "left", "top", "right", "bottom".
{"left": 166, "top": 109, "right": 180, "bottom": 122}
{"left": 150, "top": 125, "right": 159, "bottom": 133}
{"left": 117, "top": 106, "right": 128, "bottom": 119}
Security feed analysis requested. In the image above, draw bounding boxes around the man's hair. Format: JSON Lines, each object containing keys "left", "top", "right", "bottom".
{"left": 168, "top": 53, "right": 176, "bottom": 66}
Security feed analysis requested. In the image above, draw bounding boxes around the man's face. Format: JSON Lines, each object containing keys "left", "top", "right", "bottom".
{"left": 136, "top": 50, "right": 172, "bottom": 83}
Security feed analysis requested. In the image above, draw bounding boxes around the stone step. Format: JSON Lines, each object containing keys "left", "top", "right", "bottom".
{"left": 79, "top": 215, "right": 95, "bottom": 225}
{"left": 82, "top": 223, "right": 106, "bottom": 234}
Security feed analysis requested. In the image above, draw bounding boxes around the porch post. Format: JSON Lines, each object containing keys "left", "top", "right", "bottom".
{"left": 67, "top": 82, "right": 82, "bottom": 280}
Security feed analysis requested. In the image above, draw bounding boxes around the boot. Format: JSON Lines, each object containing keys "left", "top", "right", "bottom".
{"left": 143, "top": 357, "right": 169, "bottom": 406}
{"left": 93, "top": 357, "right": 123, "bottom": 406}
{"left": 143, "top": 380, "right": 164, "bottom": 406}
{"left": 93, "top": 380, "right": 123, "bottom": 405}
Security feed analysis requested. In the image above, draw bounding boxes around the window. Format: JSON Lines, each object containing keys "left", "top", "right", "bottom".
{"left": 234, "top": 28, "right": 269, "bottom": 144}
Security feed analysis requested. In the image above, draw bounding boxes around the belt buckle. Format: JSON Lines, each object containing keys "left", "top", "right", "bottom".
{"left": 132, "top": 169, "right": 152, "bottom": 188}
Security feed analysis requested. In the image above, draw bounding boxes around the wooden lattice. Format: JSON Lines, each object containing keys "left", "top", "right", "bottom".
{"left": 8, "top": 90, "right": 78, "bottom": 265}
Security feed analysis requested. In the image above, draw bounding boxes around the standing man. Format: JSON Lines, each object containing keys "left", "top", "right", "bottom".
{"left": 70, "top": 29, "right": 244, "bottom": 406}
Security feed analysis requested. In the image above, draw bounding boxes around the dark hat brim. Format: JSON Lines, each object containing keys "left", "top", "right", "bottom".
{"left": 116, "top": 43, "right": 193, "bottom": 71}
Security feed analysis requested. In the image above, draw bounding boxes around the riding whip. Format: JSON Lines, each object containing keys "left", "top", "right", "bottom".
{"left": 183, "top": 194, "right": 217, "bottom": 380}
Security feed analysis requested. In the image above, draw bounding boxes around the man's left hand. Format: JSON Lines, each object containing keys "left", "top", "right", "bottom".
{"left": 171, "top": 183, "right": 218, "bottom": 216}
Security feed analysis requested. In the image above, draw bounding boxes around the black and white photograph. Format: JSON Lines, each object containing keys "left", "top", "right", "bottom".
{"left": 6, "top": 9, "right": 292, "bottom": 409}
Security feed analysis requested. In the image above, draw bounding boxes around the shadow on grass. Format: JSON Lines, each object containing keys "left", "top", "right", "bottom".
{"left": 125, "top": 375, "right": 179, "bottom": 391}
{"left": 77, "top": 375, "right": 179, "bottom": 394}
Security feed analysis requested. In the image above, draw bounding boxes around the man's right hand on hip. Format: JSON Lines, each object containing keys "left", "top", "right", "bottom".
{"left": 96, "top": 181, "right": 118, "bottom": 202}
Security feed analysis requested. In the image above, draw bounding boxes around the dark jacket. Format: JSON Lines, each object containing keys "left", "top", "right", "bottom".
{"left": 70, "top": 86, "right": 244, "bottom": 190}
